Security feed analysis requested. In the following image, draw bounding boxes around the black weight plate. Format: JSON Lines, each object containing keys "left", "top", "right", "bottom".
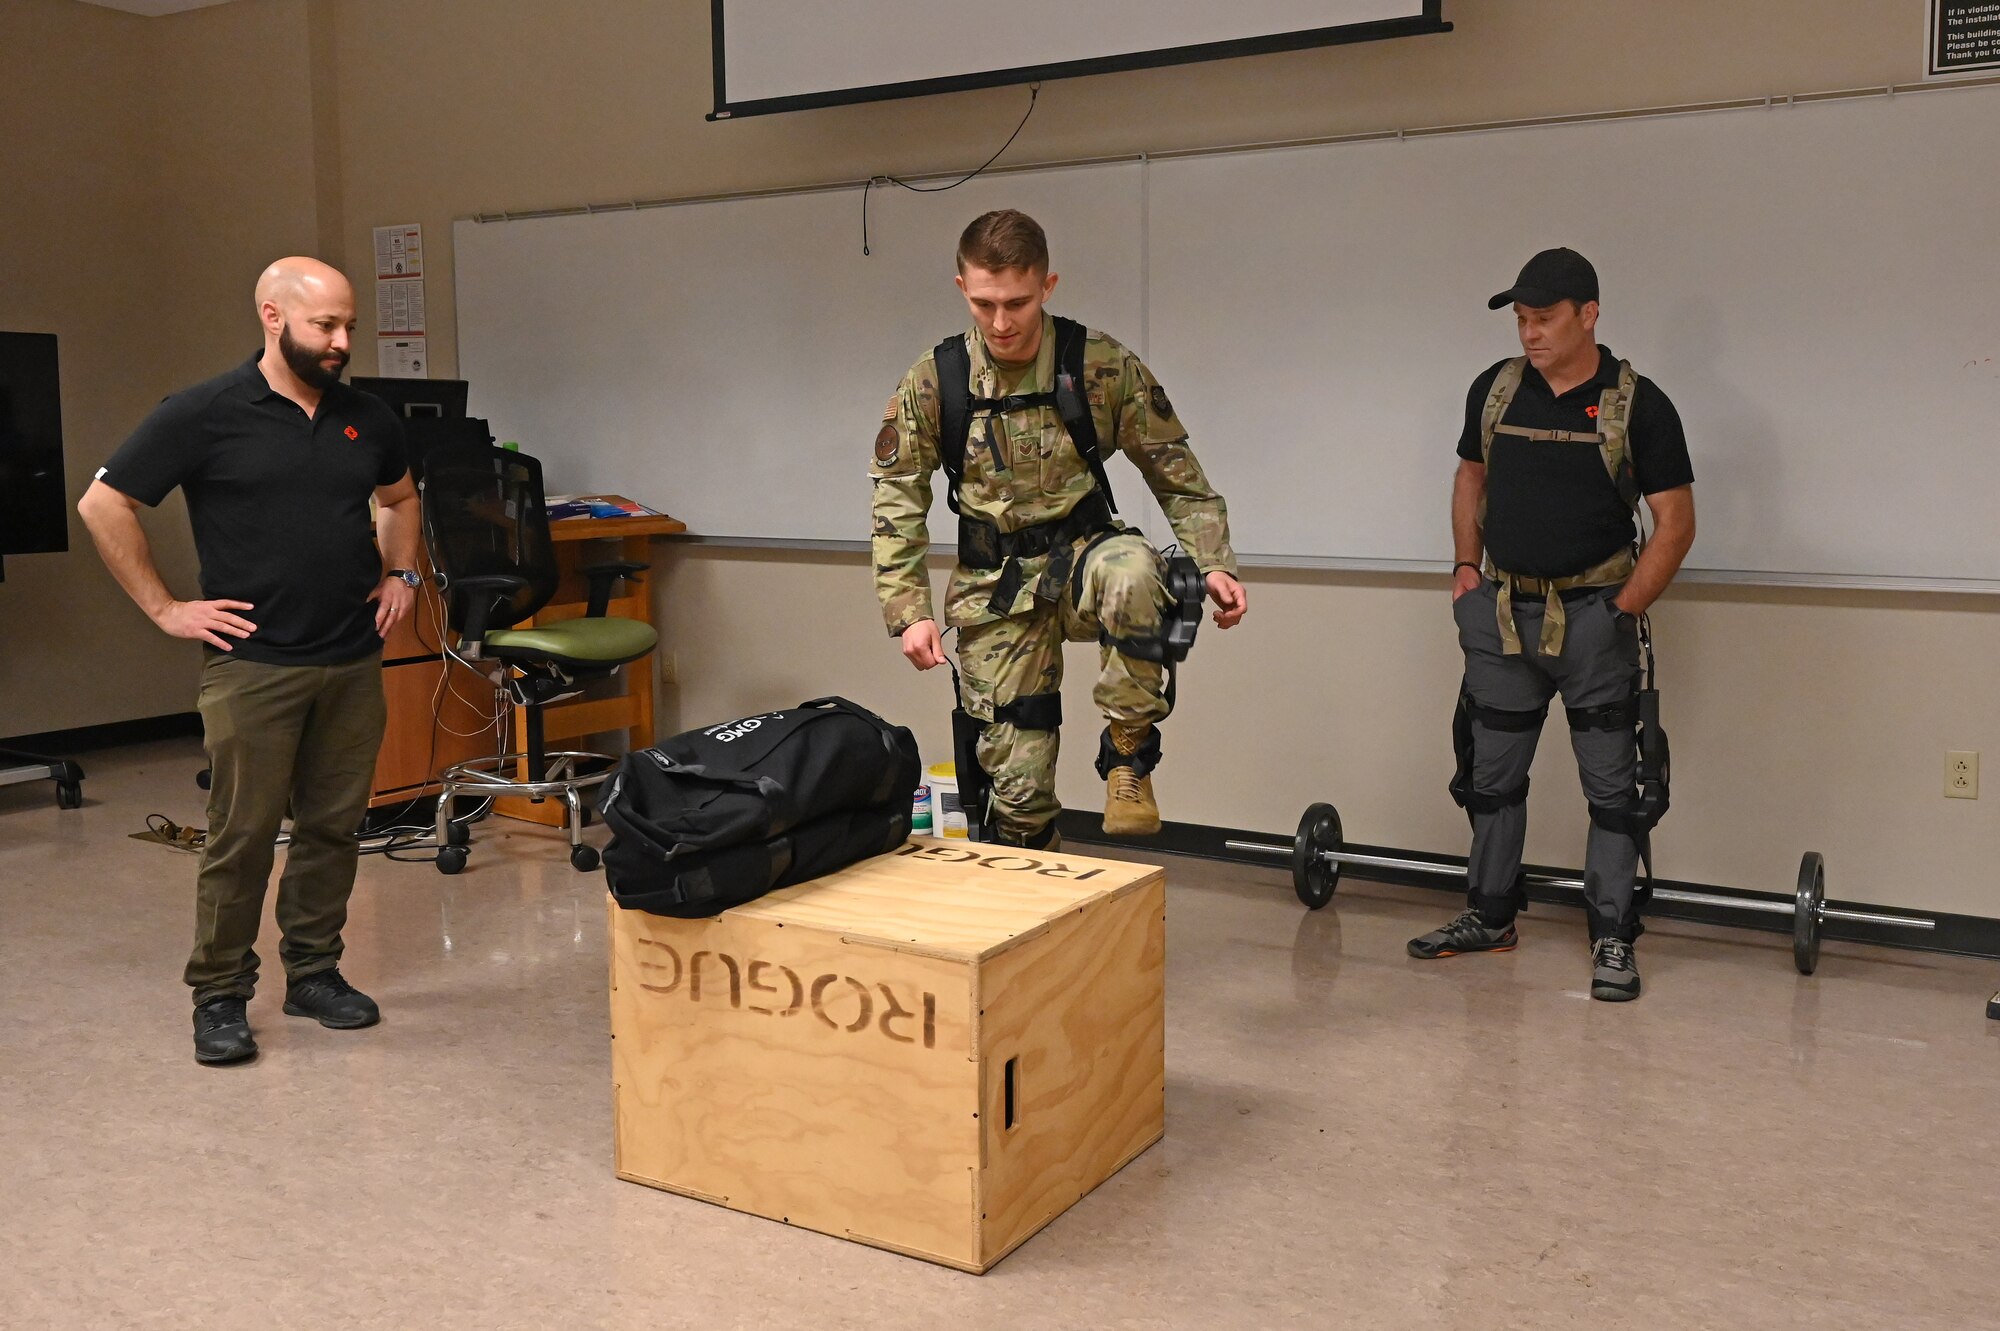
{"left": 1293, "top": 802, "right": 1343, "bottom": 910}
{"left": 1794, "top": 851, "right": 1825, "bottom": 975}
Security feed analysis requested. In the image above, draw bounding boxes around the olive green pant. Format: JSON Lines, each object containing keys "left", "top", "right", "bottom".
{"left": 187, "top": 651, "right": 386, "bottom": 1006}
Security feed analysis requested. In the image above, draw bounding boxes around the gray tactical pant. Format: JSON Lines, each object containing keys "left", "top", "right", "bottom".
{"left": 1453, "top": 581, "right": 1643, "bottom": 942}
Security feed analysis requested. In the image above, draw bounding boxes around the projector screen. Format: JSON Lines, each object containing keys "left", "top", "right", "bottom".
{"left": 709, "top": 0, "right": 1449, "bottom": 118}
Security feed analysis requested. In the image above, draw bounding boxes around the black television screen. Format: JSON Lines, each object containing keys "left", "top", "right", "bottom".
{"left": 0, "top": 331, "right": 68, "bottom": 559}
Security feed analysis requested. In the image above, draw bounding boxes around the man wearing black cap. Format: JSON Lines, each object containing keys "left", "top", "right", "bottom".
{"left": 1407, "top": 248, "right": 1696, "bottom": 1001}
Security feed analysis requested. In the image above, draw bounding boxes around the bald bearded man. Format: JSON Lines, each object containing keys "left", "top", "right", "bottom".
{"left": 80, "top": 258, "right": 417, "bottom": 1065}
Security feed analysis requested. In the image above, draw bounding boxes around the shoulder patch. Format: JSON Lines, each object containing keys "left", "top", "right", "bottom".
{"left": 1149, "top": 384, "right": 1173, "bottom": 418}
{"left": 873, "top": 423, "right": 899, "bottom": 466}
{"left": 883, "top": 393, "right": 899, "bottom": 422}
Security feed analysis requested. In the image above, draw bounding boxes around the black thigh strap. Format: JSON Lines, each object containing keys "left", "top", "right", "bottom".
{"left": 1466, "top": 699, "right": 1548, "bottom": 732}
{"left": 1567, "top": 697, "right": 1637, "bottom": 732}
{"left": 993, "top": 691, "right": 1061, "bottom": 732}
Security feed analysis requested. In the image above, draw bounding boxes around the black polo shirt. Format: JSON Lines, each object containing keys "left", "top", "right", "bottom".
{"left": 1456, "top": 345, "right": 1693, "bottom": 579}
{"left": 98, "top": 355, "right": 409, "bottom": 666}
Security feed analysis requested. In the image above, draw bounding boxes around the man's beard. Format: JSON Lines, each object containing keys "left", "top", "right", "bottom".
{"left": 280, "top": 323, "right": 348, "bottom": 389}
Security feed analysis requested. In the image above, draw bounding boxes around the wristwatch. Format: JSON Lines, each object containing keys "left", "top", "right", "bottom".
{"left": 387, "top": 568, "right": 422, "bottom": 589}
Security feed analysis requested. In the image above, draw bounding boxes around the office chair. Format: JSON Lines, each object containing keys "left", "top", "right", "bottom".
{"left": 419, "top": 442, "right": 658, "bottom": 875}
{"left": 0, "top": 746, "right": 83, "bottom": 808}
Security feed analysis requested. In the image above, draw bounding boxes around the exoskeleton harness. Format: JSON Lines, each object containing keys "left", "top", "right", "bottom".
{"left": 932, "top": 317, "right": 1202, "bottom": 841}
{"left": 1477, "top": 356, "right": 1641, "bottom": 657}
{"left": 1449, "top": 615, "right": 1671, "bottom": 902}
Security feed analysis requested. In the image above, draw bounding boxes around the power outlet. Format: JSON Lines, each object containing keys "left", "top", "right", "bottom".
{"left": 1946, "top": 750, "right": 1978, "bottom": 799}
{"left": 658, "top": 652, "right": 678, "bottom": 685}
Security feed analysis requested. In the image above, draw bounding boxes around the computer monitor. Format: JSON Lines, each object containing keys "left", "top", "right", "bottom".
{"left": 351, "top": 376, "right": 469, "bottom": 420}
{"left": 0, "top": 331, "right": 69, "bottom": 580}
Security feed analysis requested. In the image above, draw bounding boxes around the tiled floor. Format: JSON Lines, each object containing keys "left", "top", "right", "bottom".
{"left": 4, "top": 738, "right": 1997, "bottom": 1330}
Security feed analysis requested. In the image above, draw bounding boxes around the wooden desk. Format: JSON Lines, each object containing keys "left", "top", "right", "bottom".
{"left": 370, "top": 551, "right": 500, "bottom": 808}
{"left": 495, "top": 501, "right": 686, "bottom": 826}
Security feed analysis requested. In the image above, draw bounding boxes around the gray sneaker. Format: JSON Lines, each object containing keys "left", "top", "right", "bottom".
{"left": 1591, "top": 938, "right": 1641, "bottom": 1001}
{"left": 1407, "top": 908, "right": 1518, "bottom": 959}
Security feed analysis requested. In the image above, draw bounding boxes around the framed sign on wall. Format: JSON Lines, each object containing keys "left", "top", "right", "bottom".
{"left": 1927, "top": 0, "right": 2000, "bottom": 78}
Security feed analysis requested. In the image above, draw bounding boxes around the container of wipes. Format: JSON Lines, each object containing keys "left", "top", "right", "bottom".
{"left": 911, "top": 780, "right": 933, "bottom": 835}
{"left": 925, "top": 762, "right": 968, "bottom": 839}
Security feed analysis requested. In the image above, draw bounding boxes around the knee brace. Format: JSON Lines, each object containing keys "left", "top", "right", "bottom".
{"left": 1094, "top": 724, "right": 1162, "bottom": 780}
{"left": 949, "top": 652, "right": 1063, "bottom": 842}
{"left": 1448, "top": 692, "right": 1544, "bottom": 816}
{"left": 1575, "top": 686, "right": 1669, "bottom": 909}
{"left": 1076, "top": 534, "right": 1204, "bottom": 669}
{"left": 952, "top": 692, "right": 1061, "bottom": 841}
{"left": 1571, "top": 690, "right": 1670, "bottom": 839}
{"left": 1097, "top": 553, "right": 1204, "bottom": 665}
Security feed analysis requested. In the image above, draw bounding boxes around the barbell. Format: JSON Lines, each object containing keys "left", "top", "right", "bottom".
{"left": 1224, "top": 803, "right": 1936, "bottom": 976}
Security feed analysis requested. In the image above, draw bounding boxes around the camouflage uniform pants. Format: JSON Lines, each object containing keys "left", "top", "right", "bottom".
{"left": 955, "top": 532, "right": 1171, "bottom": 843}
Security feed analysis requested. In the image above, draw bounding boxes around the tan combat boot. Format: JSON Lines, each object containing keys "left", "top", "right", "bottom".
{"left": 1101, "top": 722, "right": 1162, "bottom": 837}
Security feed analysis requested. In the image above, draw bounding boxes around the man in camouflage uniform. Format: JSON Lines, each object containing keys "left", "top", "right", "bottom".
{"left": 871, "top": 209, "right": 1246, "bottom": 849}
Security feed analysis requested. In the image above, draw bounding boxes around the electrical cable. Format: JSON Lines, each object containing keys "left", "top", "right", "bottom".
{"left": 361, "top": 581, "right": 509, "bottom": 860}
{"left": 862, "top": 83, "right": 1040, "bottom": 256}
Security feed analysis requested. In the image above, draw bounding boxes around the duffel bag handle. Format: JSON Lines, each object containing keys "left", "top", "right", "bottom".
{"left": 799, "top": 696, "right": 910, "bottom": 776}
{"left": 799, "top": 695, "right": 892, "bottom": 728}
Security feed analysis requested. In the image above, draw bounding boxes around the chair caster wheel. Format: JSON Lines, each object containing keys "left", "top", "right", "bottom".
{"left": 570, "top": 844, "right": 600, "bottom": 872}
{"left": 445, "top": 820, "right": 469, "bottom": 847}
{"left": 195, "top": 768, "right": 212, "bottom": 791}
{"left": 436, "top": 846, "right": 468, "bottom": 875}
{"left": 56, "top": 781, "right": 82, "bottom": 810}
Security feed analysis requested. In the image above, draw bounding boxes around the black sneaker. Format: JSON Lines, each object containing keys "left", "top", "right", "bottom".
{"left": 1590, "top": 938, "right": 1641, "bottom": 1002}
{"left": 283, "top": 968, "right": 380, "bottom": 1029}
{"left": 1407, "top": 908, "right": 1518, "bottom": 959}
{"left": 193, "top": 997, "right": 257, "bottom": 1065}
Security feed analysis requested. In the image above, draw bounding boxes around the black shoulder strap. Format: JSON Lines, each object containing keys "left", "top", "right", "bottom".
{"left": 933, "top": 333, "right": 971, "bottom": 516}
{"left": 1050, "top": 316, "right": 1117, "bottom": 513}
{"left": 932, "top": 317, "right": 1116, "bottom": 515}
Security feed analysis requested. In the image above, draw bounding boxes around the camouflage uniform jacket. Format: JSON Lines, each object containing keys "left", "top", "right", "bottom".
{"left": 870, "top": 313, "right": 1238, "bottom": 635}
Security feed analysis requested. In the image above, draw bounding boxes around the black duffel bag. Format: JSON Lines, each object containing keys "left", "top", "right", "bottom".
{"left": 600, "top": 696, "right": 920, "bottom": 916}
{"left": 604, "top": 804, "right": 912, "bottom": 918}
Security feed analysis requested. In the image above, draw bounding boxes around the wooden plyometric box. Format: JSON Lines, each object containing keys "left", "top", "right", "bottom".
{"left": 608, "top": 836, "right": 1166, "bottom": 1273}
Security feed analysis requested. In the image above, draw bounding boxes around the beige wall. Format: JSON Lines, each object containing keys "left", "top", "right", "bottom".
{"left": 0, "top": 0, "right": 181, "bottom": 733}
{"left": 0, "top": 0, "right": 327, "bottom": 735}
{"left": 9, "top": 0, "right": 1996, "bottom": 920}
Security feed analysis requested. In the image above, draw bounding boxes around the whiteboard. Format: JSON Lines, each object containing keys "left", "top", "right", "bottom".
{"left": 457, "top": 163, "right": 1144, "bottom": 545}
{"left": 1148, "top": 84, "right": 2000, "bottom": 579}
{"left": 455, "top": 81, "right": 2000, "bottom": 584}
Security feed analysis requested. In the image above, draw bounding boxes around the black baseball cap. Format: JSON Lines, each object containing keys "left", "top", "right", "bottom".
{"left": 1488, "top": 247, "right": 1598, "bottom": 310}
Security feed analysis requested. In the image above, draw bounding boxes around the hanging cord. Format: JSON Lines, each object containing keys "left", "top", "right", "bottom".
{"left": 358, "top": 581, "right": 510, "bottom": 859}
{"left": 863, "top": 83, "right": 1041, "bottom": 255}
